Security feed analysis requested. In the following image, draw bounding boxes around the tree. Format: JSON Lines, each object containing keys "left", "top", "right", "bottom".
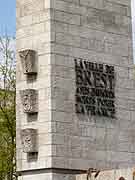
{"left": 0, "top": 35, "right": 16, "bottom": 180}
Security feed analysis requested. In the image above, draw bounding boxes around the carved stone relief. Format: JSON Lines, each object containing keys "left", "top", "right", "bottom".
{"left": 19, "top": 49, "right": 37, "bottom": 74}
{"left": 21, "top": 129, "right": 38, "bottom": 153}
{"left": 20, "top": 89, "right": 38, "bottom": 113}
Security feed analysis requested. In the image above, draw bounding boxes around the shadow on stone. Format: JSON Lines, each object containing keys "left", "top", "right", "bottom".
{"left": 26, "top": 74, "right": 37, "bottom": 83}
{"left": 27, "top": 152, "right": 38, "bottom": 162}
{"left": 27, "top": 113, "right": 38, "bottom": 122}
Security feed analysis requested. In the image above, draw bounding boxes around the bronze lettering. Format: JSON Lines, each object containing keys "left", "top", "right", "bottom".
{"left": 75, "top": 58, "right": 115, "bottom": 118}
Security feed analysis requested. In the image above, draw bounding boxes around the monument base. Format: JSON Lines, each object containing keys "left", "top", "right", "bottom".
{"left": 17, "top": 168, "right": 135, "bottom": 180}
{"left": 18, "top": 171, "right": 76, "bottom": 180}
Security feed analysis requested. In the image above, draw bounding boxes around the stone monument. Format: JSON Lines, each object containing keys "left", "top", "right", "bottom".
{"left": 16, "top": 0, "right": 135, "bottom": 179}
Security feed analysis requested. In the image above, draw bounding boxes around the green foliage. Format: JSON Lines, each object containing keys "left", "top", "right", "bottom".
{"left": 0, "top": 36, "right": 16, "bottom": 180}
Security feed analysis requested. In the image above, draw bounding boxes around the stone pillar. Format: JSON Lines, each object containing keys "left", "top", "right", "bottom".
{"left": 16, "top": 0, "right": 135, "bottom": 180}
{"left": 16, "top": 0, "right": 52, "bottom": 179}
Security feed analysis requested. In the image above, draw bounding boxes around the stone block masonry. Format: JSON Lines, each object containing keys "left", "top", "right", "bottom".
{"left": 16, "top": 0, "right": 135, "bottom": 179}
{"left": 50, "top": 0, "right": 135, "bottom": 171}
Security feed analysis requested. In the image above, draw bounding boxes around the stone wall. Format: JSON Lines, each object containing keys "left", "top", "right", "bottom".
{"left": 16, "top": 0, "right": 52, "bottom": 172}
{"left": 16, "top": 0, "right": 135, "bottom": 178}
{"left": 77, "top": 168, "right": 135, "bottom": 180}
{"left": 50, "top": 0, "right": 135, "bottom": 170}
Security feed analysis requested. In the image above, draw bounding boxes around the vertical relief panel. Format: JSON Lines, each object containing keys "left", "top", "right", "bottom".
{"left": 19, "top": 50, "right": 37, "bottom": 75}
{"left": 21, "top": 128, "right": 38, "bottom": 153}
{"left": 20, "top": 89, "right": 38, "bottom": 113}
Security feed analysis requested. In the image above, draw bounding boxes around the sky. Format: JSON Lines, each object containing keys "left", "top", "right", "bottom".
{"left": 0, "top": 0, "right": 15, "bottom": 36}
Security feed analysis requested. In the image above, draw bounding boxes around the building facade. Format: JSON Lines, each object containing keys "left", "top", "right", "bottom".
{"left": 16, "top": 0, "right": 135, "bottom": 179}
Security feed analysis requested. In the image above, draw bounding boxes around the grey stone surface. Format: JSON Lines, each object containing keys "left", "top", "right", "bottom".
{"left": 21, "top": 128, "right": 38, "bottom": 153}
{"left": 17, "top": 170, "right": 135, "bottom": 180}
{"left": 19, "top": 49, "right": 37, "bottom": 74}
{"left": 49, "top": 0, "right": 135, "bottom": 171}
{"left": 77, "top": 168, "right": 134, "bottom": 180}
{"left": 16, "top": 0, "right": 135, "bottom": 178}
{"left": 20, "top": 89, "right": 38, "bottom": 113}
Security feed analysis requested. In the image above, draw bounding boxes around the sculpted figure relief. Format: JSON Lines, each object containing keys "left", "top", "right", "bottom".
{"left": 19, "top": 49, "right": 37, "bottom": 74}
{"left": 20, "top": 89, "right": 38, "bottom": 113}
{"left": 21, "top": 129, "right": 38, "bottom": 153}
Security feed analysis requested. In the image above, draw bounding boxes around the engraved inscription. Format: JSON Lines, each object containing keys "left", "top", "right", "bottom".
{"left": 19, "top": 49, "right": 37, "bottom": 74}
{"left": 20, "top": 89, "right": 38, "bottom": 113}
{"left": 75, "top": 58, "right": 115, "bottom": 118}
{"left": 21, "top": 129, "right": 38, "bottom": 153}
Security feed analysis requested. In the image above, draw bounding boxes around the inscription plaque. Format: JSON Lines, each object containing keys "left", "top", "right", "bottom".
{"left": 75, "top": 58, "right": 115, "bottom": 118}
{"left": 20, "top": 89, "right": 38, "bottom": 113}
{"left": 21, "top": 129, "right": 38, "bottom": 153}
{"left": 19, "top": 49, "right": 37, "bottom": 74}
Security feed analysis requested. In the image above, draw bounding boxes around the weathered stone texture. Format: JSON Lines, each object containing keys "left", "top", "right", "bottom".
{"left": 50, "top": 0, "right": 135, "bottom": 171}
{"left": 16, "top": 0, "right": 52, "bottom": 173}
{"left": 16, "top": 0, "right": 135, "bottom": 177}
{"left": 20, "top": 89, "right": 38, "bottom": 113}
{"left": 77, "top": 168, "right": 134, "bottom": 180}
{"left": 21, "top": 128, "right": 38, "bottom": 153}
{"left": 19, "top": 49, "right": 37, "bottom": 74}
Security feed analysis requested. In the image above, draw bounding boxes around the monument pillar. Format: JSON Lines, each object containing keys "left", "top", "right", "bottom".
{"left": 16, "top": 0, "right": 135, "bottom": 179}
